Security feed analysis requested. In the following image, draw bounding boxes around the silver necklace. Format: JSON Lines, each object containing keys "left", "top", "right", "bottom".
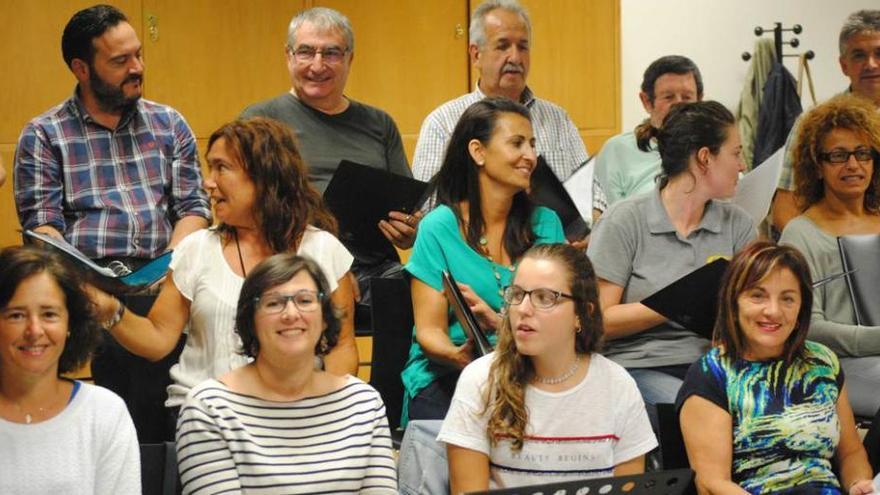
{"left": 534, "top": 357, "right": 580, "bottom": 385}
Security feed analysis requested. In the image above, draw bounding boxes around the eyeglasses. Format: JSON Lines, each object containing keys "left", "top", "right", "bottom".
{"left": 255, "top": 290, "right": 323, "bottom": 314}
{"left": 503, "top": 285, "right": 575, "bottom": 310}
{"left": 289, "top": 45, "right": 349, "bottom": 64}
{"left": 818, "top": 148, "right": 875, "bottom": 164}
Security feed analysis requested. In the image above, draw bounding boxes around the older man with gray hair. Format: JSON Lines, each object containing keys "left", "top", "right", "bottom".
{"left": 412, "top": 0, "right": 593, "bottom": 209}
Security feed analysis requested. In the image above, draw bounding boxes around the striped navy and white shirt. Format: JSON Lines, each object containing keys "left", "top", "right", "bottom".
{"left": 176, "top": 376, "right": 397, "bottom": 494}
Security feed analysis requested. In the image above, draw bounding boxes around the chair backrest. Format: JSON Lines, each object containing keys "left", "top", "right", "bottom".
{"left": 369, "top": 276, "right": 414, "bottom": 431}
{"left": 140, "top": 441, "right": 181, "bottom": 495}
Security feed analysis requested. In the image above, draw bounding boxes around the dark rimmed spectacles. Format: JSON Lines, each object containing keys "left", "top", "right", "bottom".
{"left": 255, "top": 290, "right": 324, "bottom": 314}
{"left": 818, "top": 148, "right": 875, "bottom": 165}
{"left": 289, "top": 45, "right": 349, "bottom": 64}
{"left": 503, "top": 285, "right": 575, "bottom": 310}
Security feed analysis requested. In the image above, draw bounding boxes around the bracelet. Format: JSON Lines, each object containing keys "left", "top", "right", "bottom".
{"left": 104, "top": 298, "right": 126, "bottom": 330}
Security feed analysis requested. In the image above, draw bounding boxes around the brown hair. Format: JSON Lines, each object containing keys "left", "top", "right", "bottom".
{"left": 485, "top": 243, "right": 603, "bottom": 450}
{"left": 207, "top": 117, "right": 337, "bottom": 253}
{"left": 714, "top": 241, "right": 813, "bottom": 364}
{"left": 792, "top": 94, "right": 880, "bottom": 212}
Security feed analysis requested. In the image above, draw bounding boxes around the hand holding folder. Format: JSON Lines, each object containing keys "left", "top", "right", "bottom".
{"left": 441, "top": 271, "right": 494, "bottom": 357}
{"left": 641, "top": 259, "right": 730, "bottom": 339}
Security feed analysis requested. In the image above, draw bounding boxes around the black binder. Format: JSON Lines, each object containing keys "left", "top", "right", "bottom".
{"left": 529, "top": 156, "right": 591, "bottom": 242}
{"left": 641, "top": 259, "right": 730, "bottom": 339}
{"left": 837, "top": 233, "right": 880, "bottom": 326}
{"left": 441, "top": 270, "right": 494, "bottom": 356}
{"left": 323, "top": 160, "right": 430, "bottom": 253}
{"left": 468, "top": 468, "right": 695, "bottom": 495}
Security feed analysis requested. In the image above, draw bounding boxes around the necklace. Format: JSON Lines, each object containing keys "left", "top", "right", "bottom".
{"left": 479, "top": 235, "right": 515, "bottom": 297}
{"left": 233, "top": 229, "right": 247, "bottom": 277}
{"left": 534, "top": 356, "right": 580, "bottom": 385}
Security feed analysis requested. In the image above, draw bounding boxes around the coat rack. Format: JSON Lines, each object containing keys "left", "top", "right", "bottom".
{"left": 742, "top": 22, "right": 814, "bottom": 61}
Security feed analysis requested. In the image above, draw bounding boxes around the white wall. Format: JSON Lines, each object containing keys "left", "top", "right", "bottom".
{"left": 619, "top": 0, "right": 878, "bottom": 130}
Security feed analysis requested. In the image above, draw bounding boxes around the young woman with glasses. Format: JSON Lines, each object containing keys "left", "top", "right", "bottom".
{"left": 175, "top": 253, "right": 397, "bottom": 494}
{"left": 438, "top": 244, "right": 656, "bottom": 493}
{"left": 779, "top": 94, "right": 880, "bottom": 419}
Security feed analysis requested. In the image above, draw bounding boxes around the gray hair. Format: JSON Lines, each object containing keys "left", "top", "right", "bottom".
{"left": 287, "top": 7, "right": 354, "bottom": 52}
{"left": 469, "top": 0, "right": 531, "bottom": 49}
{"left": 839, "top": 10, "right": 880, "bottom": 56}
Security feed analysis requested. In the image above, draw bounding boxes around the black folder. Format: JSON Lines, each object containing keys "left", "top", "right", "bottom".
{"left": 23, "top": 229, "right": 172, "bottom": 295}
{"left": 837, "top": 233, "right": 880, "bottom": 326}
{"left": 641, "top": 259, "right": 730, "bottom": 339}
{"left": 468, "top": 468, "right": 694, "bottom": 495}
{"left": 529, "top": 156, "right": 591, "bottom": 242}
{"left": 323, "top": 160, "right": 430, "bottom": 252}
{"left": 441, "top": 270, "right": 494, "bottom": 356}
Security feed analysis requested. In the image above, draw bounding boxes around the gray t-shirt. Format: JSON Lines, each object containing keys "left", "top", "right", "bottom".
{"left": 587, "top": 187, "right": 756, "bottom": 368}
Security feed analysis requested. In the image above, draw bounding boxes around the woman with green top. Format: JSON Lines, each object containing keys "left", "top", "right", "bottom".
{"left": 402, "top": 97, "right": 564, "bottom": 425}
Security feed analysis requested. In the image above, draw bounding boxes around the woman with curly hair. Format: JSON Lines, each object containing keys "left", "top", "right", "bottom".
{"left": 0, "top": 246, "right": 139, "bottom": 493}
{"left": 438, "top": 244, "right": 656, "bottom": 492}
{"left": 91, "top": 118, "right": 357, "bottom": 418}
{"left": 779, "top": 94, "right": 880, "bottom": 418}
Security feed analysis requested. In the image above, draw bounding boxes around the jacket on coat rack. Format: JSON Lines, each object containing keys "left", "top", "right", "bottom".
{"left": 753, "top": 62, "right": 802, "bottom": 167}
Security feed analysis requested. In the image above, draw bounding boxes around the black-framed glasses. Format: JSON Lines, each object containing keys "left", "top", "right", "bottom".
{"left": 503, "top": 285, "right": 575, "bottom": 310}
{"left": 818, "top": 148, "right": 875, "bottom": 165}
{"left": 255, "top": 290, "right": 324, "bottom": 314}
{"left": 289, "top": 45, "right": 349, "bottom": 64}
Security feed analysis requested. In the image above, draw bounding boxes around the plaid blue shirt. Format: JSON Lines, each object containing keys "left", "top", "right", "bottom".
{"left": 14, "top": 92, "right": 211, "bottom": 259}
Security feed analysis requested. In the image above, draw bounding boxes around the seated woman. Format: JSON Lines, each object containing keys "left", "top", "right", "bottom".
{"left": 402, "top": 97, "right": 566, "bottom": 424}
{"left": 0, "top": 246, "right": 139, "bottom": 493}
{"left": 175, "top": 253, "right": 397, "bottom": 494}
{"left": 779, "top": 94, "right": 880, "bottom": 419}
{"left": 592, "top": 55, "right": 703, "bottom": 220}
{"left": 587, "top": 101, "right": 755, "bottom": 415}
{"left": 439, "top": 243, "right": 657, "bottom": 492}
{"left": 677, "top": 242, "right": 873, "bottom": 494}
{"left": 92, "top": 118, "right": 358, "bottom": 415}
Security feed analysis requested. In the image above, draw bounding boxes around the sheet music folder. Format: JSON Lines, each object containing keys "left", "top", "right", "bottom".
{"left": 468, "top": 468, "right": 694, "bottom": 495}
{"left": 323, "top": 160, "right": 430, "bottom": 252}
{"left": 441, "top": 271, "right": 493, "bottom": 356}
{"left": 837, "top": 233, "right": 880, "bottom": 326}
{"left": 641, "top": 259, "right": 730, "bottom": 339}
{"left": 23, "top": 229, "right": 172, "bottom": 295}
{"left": 530, "top": 156, "right": 591, "bottom": 242}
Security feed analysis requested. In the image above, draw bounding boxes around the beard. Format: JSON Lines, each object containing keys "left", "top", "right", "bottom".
{"left": 88, "top": 65, "right": 143, "bottom": 112}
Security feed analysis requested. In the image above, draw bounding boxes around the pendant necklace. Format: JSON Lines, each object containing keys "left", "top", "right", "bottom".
{"left": 233, "top": 229, "right": 247, "bottom": 277}
{"left": 534, "top": 356, "right": 581, "bottom": 385}
{"left": 479, "top": 235, "right": 515, "bottom": 298}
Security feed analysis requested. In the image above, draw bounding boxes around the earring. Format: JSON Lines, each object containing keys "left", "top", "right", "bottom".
{"left": 575, "top": 326, "right": 582, "bottom": 334}
{"left": 318, "top": 335, "right": 329, "bottom": 354}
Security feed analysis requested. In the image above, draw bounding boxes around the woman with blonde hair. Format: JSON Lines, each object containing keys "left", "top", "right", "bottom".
{"left": 439, "top": 243, "right": 656, "bottom": 492}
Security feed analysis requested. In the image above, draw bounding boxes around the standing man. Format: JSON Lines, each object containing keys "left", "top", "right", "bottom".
{"left": 14, "top": 4, "right": 210, "bottom": 441}
{"left": 412, "top": 0, "right": 591, "bottom": 209}
{"left": 772, "top": 9, "right": 880, "bottom": 233}
{"left": 242, "top": 7, "right": 417, "bottom": 323}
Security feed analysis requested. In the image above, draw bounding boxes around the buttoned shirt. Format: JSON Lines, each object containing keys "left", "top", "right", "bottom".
{"left": 14, "top": 92, "right": 211, "bottom": 260}
{"left": 412, "top": 85, "right": 591, "bottom": 209}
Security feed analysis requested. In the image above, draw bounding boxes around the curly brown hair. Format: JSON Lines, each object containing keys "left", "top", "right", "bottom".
{"left": 484, "top": 243, "right": 603, "bottom": 450}
{"left": 792, "top": 94, "right": 880, "bottom": 211}
{"left": 208, "top": 117, "right": 338, "bottom": 252}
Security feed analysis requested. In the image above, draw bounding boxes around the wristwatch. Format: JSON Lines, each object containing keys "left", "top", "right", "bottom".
{"left": 105, "top": 299, "right": 126, "bottom": 330}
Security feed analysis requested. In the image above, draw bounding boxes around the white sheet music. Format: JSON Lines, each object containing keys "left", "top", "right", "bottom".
{"left": 563, "top": 156, "right": 595, "bottom": 226}
{"left": 733, "top": 146, "right": 785, "bottom": 230}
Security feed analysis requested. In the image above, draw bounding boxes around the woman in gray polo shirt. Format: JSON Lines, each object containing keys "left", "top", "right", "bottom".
{"left": 587, "top": 101, "right": 755, "bottom": 421}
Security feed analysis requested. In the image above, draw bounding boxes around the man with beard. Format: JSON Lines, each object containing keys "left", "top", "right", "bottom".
{"left": 412, "top": 0, "right": 591, "bottom": 210}
{"left": 13, "top": 4, "right": 210, "bottom": 442}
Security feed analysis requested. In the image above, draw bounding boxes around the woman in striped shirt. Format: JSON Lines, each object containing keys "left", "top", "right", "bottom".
{"left": 175, "top": 253, "right": 397, "bottom": 494}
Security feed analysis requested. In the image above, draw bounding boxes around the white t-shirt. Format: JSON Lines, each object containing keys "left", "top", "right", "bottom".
{"left": 438, "top": 352, "right": 657, "bottom": 490}
{"left": 0, "top": 382, "right": 140, "bottom": 494}
{"left": 166, "top": 226, "right": 353, "bottom": 406}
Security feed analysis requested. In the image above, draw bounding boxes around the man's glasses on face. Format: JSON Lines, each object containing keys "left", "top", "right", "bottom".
{"left": 256, "top": 290, "right": 324, "bottom": 314}
{"left": 289, "top": 45, "right": 349, "bottom": 64}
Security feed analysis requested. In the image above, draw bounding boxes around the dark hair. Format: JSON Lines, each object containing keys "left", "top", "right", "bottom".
{"left": 634, "top": 55, "right": 704, "bottom": 151}
{"left": 655, "top": 100, "right": 735, "bottom": 189}
{"left": 208, "top": 118, "right": 337, "bottom": 253}
{"left": 433, "top": 97, "right": 537, "bottom": 260}
{"left": 61, "top": 4, "right": 128, "bottom": 68}
{"left": 235, "top": 253, "right": 340, "bottom": 358}
{"left": 0, "top": 246, "right": 102, "bottom": 374}
{"left": 486, "top": 243, "right": 603, "bottom": 450}
{"left": 792, "top": 94, "right": 880, "bottom": 212}
{"left": 714, "top": 241, "right": 813, "bottom": 364}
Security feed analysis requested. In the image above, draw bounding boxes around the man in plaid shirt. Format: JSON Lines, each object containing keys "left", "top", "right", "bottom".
{"left": 14, "top": 5, "right": 210, "bottom": 267}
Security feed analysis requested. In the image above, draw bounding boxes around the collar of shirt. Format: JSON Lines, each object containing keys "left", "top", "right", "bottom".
{"left": 67, "top": 86, "right": 141, "bottom": 130}
{"left": 473, "top": 81, "right": 536, "bottom": 107}
{"left": 647, "top": 186, "right": 724, "bottom": 235}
